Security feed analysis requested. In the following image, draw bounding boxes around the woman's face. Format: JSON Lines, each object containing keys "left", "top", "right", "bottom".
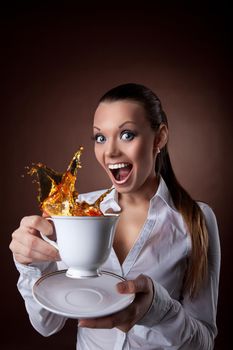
{"left": 93, "top": 100, "right": 158, "bottom": 194}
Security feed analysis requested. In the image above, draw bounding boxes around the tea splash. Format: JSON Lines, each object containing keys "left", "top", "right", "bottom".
{"left": 27, "top": 147, "right": 112, "bottom": 216}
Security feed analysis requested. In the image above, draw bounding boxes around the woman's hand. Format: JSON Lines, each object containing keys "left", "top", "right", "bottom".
{"left": 9, "top": 215, "right": 60, "bottom": 265}
{"left": 78, "top": 274, "right": 154, "bottom": 332}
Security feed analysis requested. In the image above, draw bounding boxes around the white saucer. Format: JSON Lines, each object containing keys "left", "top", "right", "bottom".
{"left": 32, "top": 270, "right": 135, "bottom": 319}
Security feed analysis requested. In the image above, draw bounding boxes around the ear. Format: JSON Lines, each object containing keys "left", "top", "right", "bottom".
{"left": 153, "top": 124, "right": 168, "bottom": 152}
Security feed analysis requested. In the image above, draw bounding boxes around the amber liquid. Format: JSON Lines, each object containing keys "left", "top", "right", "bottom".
{"left": 28, "top": 147, "right": 112, "bottom": 216}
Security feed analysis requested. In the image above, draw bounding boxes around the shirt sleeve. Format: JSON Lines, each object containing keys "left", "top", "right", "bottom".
{"left": 137, "top": 204, "right": 220, "bottom": 350}
{"left": 15, "top": 259, "right": 68, "bottom": 337}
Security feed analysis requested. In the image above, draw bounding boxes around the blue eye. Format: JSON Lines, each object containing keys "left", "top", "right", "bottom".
{"left": 94, "top": 134, "right": 106, "bottom": 144}
{"left": 121, "top": 131, "right": 135, "bottom": 141}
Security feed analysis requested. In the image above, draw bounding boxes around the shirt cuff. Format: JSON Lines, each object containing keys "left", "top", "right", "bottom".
{"left": 14, "top": 256, "right": 58, "bottom": 278}
{"left": 137, "top": 281, "right": 173, "bottom": 327}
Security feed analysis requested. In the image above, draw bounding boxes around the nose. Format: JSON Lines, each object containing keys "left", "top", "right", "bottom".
{"left": 105, "top": 138, "right": 121, "bottom": 158}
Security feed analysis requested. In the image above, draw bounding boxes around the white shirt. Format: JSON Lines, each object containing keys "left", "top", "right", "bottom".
{"left": 15, "top": 177, "right": 220, "bottom": 349}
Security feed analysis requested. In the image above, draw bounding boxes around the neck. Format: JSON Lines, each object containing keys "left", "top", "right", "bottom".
{"left": 118, "top": 175, "right": 159, "bottom": 206}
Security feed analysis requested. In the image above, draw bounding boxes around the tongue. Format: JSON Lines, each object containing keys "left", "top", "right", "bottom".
{"left": 116, "top": 167, "right": 131, "bottom": 181}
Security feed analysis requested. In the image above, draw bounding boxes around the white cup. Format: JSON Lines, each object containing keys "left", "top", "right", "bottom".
{"left": 41, "top": 214, "right": 120, "bottom": 279}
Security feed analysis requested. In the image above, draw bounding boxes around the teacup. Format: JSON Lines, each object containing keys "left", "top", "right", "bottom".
{"left": 41, "top": 214, "right": 120, "bottom": 278}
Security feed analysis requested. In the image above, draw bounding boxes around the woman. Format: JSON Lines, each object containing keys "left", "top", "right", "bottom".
{"left": 10, "top": 83, "right": 220, "bottom": 349}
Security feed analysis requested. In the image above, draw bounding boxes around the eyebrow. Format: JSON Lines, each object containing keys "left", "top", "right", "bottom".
{"left": 93, "top": 121, "right": 137, "bottom": 131}
{"left": 119, "top": 121, "right": 137, "bottom": 128}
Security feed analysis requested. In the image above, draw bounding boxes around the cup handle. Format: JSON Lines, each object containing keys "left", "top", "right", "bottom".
{"left": 40, "top": 217, "right": 59, "bottom": 250}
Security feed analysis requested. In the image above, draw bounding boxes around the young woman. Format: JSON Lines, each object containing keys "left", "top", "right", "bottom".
{"left": 10, "top": 83, "right": 220, "bottom": 349}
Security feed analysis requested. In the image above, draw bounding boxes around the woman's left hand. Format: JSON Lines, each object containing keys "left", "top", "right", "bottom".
{"left": 78, "top": 274, "right": 154, "bottom": 332}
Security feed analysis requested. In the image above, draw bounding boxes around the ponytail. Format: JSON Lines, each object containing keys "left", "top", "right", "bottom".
{"left": 156, "top": 145, "right": 209, "bottom": 298}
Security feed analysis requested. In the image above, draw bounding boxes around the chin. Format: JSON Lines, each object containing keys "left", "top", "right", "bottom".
{"left": 113, "top": 183, "right": 136, "bottom": 194}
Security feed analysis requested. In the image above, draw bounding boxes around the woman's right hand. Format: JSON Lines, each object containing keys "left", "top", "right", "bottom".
{"left": 9, "top": 215, "right": 60, "bottom": 265}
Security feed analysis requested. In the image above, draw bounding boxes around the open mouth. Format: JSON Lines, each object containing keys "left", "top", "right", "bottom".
{"left": 108, "top": 163, "right": 133, "bottom": 183}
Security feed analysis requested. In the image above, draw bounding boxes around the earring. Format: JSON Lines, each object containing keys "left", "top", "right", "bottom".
{"left": 157, "top": 147, "right": 160, "bottom": 154}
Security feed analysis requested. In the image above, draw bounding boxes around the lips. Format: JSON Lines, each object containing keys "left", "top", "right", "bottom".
{"left": 108, "top": 163, "right": 133, "bottom": 184}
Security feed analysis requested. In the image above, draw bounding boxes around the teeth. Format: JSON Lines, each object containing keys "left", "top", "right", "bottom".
{"left": 108, "top": 163, "right": 129, "bottom": 170}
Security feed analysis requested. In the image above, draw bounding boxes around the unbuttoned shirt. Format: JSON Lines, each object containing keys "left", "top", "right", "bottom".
{"left": 15, "top": 177, "right": 220, "bottom": 349}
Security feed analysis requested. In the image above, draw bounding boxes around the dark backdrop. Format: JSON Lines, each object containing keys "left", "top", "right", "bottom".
{"left": 1, "top": 2, "right": 232, "bottom": 349}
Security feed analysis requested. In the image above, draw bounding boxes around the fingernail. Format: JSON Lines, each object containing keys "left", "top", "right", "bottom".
{"left": 117, "top": 282, "right": 126, "bottom": 293}
{"left": 55, "top": 256, "right": 61, "bottom": 261}
{"left": 79, "top": 320, "right": 89, "bottom": 328}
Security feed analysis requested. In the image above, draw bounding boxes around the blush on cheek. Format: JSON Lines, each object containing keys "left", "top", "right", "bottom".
{"left": 94, "top": 150, "right": 103, "bottom": 167}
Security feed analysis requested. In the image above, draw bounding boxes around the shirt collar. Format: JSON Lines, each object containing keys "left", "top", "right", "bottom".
{"left": 102, "top": 177, "right": 176, "bottom": 212}
{"left": 152, "top": 176, "right": 176, "bottom": 211}
{"left": 99, "top": 186, "right": 121, "bottom": 213}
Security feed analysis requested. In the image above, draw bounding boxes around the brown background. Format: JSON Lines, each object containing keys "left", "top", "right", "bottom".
{"left": 1, "top": 2, "right": 232, "bottom": 349}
